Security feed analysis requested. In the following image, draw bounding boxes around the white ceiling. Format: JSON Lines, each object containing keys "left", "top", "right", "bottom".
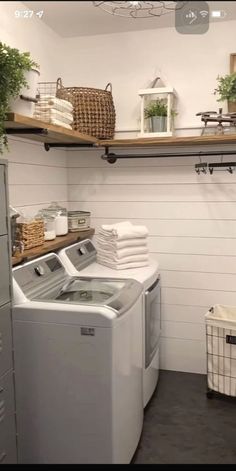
{"left": 23, "top": 1, "right": 236, "bottom": 37}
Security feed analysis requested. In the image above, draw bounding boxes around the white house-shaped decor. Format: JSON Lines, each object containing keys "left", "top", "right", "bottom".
{"left": 139, "top": 85, "right": 177, "bottom": 138}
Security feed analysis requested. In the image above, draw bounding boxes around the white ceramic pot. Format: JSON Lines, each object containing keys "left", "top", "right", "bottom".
{"left": 9, "top": 68, "right": 40, "bottom": 117}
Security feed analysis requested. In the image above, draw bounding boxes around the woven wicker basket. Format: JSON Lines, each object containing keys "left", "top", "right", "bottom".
{"left": 56, "top": 78, "right": 116, "bottom": 139}
{"left": 16, "top": 220, "right": 45, "bottom": 250}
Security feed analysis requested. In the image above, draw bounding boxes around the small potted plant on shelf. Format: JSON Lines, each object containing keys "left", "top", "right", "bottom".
{"left": 214, "top": 73, "right": 236, "bottom": 112}
{"left": 144, "top": 98, "right": 177, "bottom": 133}
{"left": 0, "top": 42, "right": 39, "bottom": 154}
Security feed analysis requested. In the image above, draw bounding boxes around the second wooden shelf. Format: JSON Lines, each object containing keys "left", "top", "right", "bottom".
{"left": 12, "top": 228, "right": 95, "bottom": 266}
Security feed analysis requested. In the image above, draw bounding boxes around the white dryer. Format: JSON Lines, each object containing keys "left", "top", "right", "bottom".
{"left": 58, "top": 239, "right": 161, "bottom": 407}
{"left": 12, "top": 253, "right": 143, "bottom": 464}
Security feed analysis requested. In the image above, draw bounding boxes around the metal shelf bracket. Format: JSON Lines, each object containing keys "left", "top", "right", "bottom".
{"left": 44, "top": 142, "right": 96, "bottom": 151}
{"left": 6, "top": 127, "right": 48, "bottom": 136}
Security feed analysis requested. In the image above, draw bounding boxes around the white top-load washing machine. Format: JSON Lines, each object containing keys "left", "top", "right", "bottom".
{"left": 12, "top": 253, "right": 143, "bottom": 464}
{"left": 58, "top": 239, "right": 161, "bottom": 407}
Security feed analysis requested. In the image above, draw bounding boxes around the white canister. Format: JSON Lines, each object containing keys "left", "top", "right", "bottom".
{"left": 55, "top": 215, "right": 68, "bottom": 236}
{"left": 9, "top": 68, "right": 40, "bottom": 117}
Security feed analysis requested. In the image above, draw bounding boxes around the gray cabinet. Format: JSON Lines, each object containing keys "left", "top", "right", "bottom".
{"left": 0, "top": 237, "right": 11, "bottom": 307}
{"left": 0, "top": 304, "right": 12, "bottom": 378}
{"left": 0, "top": 372, "right": 17, "bottom": 464}
{"left": 0, "top": 166, "right": 7, "bottom": 236}
{"left": 0, "top": 160, "right": 17, "bottom": 463}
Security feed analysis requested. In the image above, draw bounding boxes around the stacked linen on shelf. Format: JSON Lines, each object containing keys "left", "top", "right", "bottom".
{"left": 34, "top": 96, "right": 73, "bottom": 129}
{"left": 96, "top": 221, "right": 149, "bottom": 269}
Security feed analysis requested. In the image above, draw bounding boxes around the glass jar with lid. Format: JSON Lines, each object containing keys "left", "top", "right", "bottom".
{"left": 35, "top": 210, "right": 56, "bottom": 241}
{"left": 47, "top": 201, "right": 67, "bottom": 216}
{"left": 44, "top": 215, "right": 56, "bottom": 240}
{"left": 45, "top": 202, "right": 68, "bottom": 236}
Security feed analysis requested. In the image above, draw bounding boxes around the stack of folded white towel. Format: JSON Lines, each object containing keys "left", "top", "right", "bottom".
{"left": 34, "top": 96, "right": 73, "bottom": 129}
{"left": 96, "top": 221, "right": 149, "bottom": 269}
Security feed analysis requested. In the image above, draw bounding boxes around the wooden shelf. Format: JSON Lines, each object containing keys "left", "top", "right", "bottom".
{"left": 12, "top": 228, "right": 95, "bottom": 266}
{"left": 5, "top": 113, "right": 236, "bottom": 155}
{"left": 99, "top": 134, "right": 236, "bottom": 148}
{"left": 5, "top": 113, "right": 236, "bottom": 150}
{"left": 5, "top": 113, "right": 98, "bottom": 147}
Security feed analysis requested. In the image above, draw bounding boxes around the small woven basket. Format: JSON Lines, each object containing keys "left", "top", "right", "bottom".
{"left": 16, "top": 220, "right": 45, "bottom": 250}
{"left": 56, "top": 78, "right": 116, "bottom": 139}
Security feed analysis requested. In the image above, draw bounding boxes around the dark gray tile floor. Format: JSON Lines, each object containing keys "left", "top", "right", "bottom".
{"left": 133, "top": 370, "right": 236, "bottom": 464}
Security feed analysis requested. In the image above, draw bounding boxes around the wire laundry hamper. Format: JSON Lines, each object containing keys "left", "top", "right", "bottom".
{"left": 205, "top": 304, "right": 236, "bottom": 398}
{"left": 56, "top": 78, "right": 116, "bottom": 139}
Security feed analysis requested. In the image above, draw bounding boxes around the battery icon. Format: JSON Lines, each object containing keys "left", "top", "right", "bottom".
{"left": 211, "top": 10, "right": 226, "bottom": 18}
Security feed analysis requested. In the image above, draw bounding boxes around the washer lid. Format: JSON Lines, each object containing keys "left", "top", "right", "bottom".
{"left": 33, "top": 276, "right": 142, "bottom": 317}
{"left": 55, "top": 278, "right": 124, "bottom": 303}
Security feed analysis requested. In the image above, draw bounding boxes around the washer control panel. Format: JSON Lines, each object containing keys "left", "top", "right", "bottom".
{"left": 13, "top": 254, "right": 65, "bottom": 296}
{"left": 66, "top": 239, "right": 96, "bottom": 270}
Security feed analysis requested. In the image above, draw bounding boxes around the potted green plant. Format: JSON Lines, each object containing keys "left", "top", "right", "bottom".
{"left": 144, "top": 98, "right": 177, "bottom": 133}
{"left": 214, "top": 73, "right": 236, "bottom": 112}
{"left": 0, "top": 42, "right": 39, "bottom": 153}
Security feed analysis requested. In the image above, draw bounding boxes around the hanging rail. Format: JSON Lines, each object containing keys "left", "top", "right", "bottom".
{"left": 101, "top": 147, "right": 236, "bottom": 164}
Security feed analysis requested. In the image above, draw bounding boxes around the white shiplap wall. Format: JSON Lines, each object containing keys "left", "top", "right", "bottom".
{"left": 1, "top": 2, "right": 67, "bottom": 215}
{"left": 67, "top": 146, "right": 236, "bottom": 374}
{"left": 60, "top": 19, "right": 236, "bottom": 131}
{"left": 5, "top": 137, "right": 67, "bottom": 217}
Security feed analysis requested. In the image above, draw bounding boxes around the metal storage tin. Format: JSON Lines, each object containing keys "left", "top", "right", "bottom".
{"left": 68, "top": 211, "right": 91, "bottom": 232}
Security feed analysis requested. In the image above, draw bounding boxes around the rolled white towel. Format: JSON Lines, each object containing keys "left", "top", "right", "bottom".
{"left": 97, "top": 258, "right": 149, "bottom": 270}
{"left": 33, "top": 115, "right": 72, "bottom": 129}
{"left": 34, "top": 108, "right": 73, "bottom": 125}
{"left": 37, "top": 96, "right": 73, "bottom": 112}
{"left": 98, "top": 221, "right": 149, "bottom": 241}
{"left": 96, "top": 236, "right": 148, "bottom": 250}
{"left": 36, "top": 103, "right": 73, "bottom": 114}
{"left": 97, "top": 245, "right": 148, "bottom": 260}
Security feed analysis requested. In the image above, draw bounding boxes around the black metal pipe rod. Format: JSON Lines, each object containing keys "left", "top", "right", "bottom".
{"left": 102, "top": 149, "right": 236, "bottom": 160}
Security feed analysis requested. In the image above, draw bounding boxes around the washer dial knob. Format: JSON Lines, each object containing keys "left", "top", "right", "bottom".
{"left": 34, "top": 265, "right": 45, "bottom": 276}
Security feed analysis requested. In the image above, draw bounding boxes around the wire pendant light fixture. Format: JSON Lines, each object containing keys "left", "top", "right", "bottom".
{"left": 93, "top": 1, "right": 188, "bottom": 19}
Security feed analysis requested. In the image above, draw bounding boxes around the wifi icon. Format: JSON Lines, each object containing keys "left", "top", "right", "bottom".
{"left": 200, "top": 10, "right": 208, "bottom": 18}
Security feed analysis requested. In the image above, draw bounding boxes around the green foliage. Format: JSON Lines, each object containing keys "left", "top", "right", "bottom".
{"left": 144, "top": 98, "right": 177, "bottom": 118}
{"left": 144, "top": 98, "right": 167, "bottom": 118}
{"left": 0, "top": 42, "right": 38, "bottom": 153}
{"left": 214, "top": 73, "right": 236, "bottom": 102}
